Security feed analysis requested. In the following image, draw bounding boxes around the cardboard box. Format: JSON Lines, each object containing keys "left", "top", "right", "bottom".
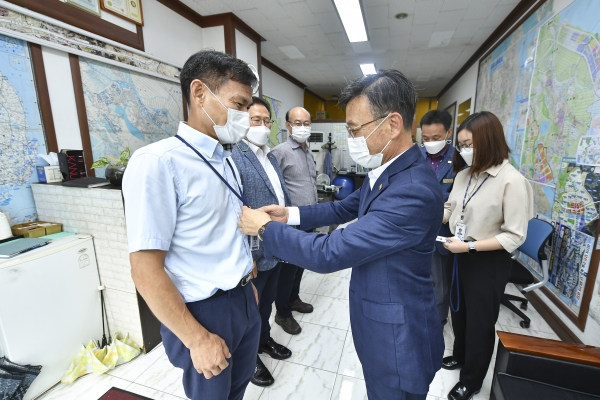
{"left": 36, "top": 165, "right": 63, "bottom": 183}
{"left": 12, "top": 222, "right": 63, "bottom": 238}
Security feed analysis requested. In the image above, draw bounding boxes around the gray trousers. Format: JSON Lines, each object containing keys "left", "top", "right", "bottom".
{"left": 432, "top": 250, "right": 451, "bottom": 322}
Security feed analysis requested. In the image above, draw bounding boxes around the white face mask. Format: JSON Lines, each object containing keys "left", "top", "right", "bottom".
{"left": 460, "top": 148, "right": 474, "bottom": 166}
{"left": 291, "top": 126, "right": 311, "bottom": 143}
{"left": 201, "top": 84, "right": 250, "bottom": 144}
{"left": 246, "top": 126, "right": 270, "bottom": 147}
{"left": 347, "top": 114, "right": 392, "bottom": 169}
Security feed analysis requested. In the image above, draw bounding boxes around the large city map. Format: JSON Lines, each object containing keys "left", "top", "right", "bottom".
{"left": 0, "top": 33, "right": 46, "bottom": 224}
{"left": 475, "top": 1, "right": 554, "bottom": 168}
{"left": 521, "top": 0, "right": 600, "bottom": 185}
{"left": 262, "top": 94, "right": 286, "bottom": 147}
{"left": 80, "top": 58, "right": 184, "bottom": 170}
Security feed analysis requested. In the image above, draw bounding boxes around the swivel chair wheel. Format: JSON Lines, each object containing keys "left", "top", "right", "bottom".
{"left": 520, "top": 320, "right": 530, "bottom": 329}
{"left": 520, "top": 301, "right": 528, "bottom": 311}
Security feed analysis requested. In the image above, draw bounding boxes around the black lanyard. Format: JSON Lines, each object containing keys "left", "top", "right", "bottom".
{"left": 461, "top": 172, "right": 489, "bottom": 219}
{"left": 175, "top": 135, "right": 248, "bottom": 207}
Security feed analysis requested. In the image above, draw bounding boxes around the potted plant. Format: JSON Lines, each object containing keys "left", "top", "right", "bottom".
{"left": 91, "top": 148, "right": 130, "bottom": 187}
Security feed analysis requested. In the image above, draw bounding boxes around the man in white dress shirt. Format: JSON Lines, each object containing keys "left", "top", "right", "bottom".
{"left": 123, "top": 50, "right": 260, "bottom": 400}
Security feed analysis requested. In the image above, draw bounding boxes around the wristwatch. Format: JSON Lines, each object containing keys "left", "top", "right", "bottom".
{"left": 257, "top": 221, "right": 273, "bottom": 241}
{"left": 468, "top": 241, "right": 477, "bottom": 255}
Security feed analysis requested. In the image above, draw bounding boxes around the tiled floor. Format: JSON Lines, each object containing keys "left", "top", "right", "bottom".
{"left": 38, "top": 270, "right": 561, "bottom": 400}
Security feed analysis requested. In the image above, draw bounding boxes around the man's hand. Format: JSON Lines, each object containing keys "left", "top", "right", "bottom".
{"left": 251, "top": 282, "right": 259, "bottom": 304}
{"left": 443, "top": 237, "right": 469, "bottom": 254}
{"left": 238, "top": 206, "right": 272, "bottom": 236}
{"left": 260, "top": 205, "right": 289, "bottom": 223}
{"left": 189, "top": 332, "right": 231, "bottom": 379}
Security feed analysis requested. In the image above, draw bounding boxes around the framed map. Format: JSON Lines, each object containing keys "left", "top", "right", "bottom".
{"left": 79, "top": 57, "right": 183, "bottom": 176}
{"left": 0, "top": 34, "right": 47, "bottom": 224}
{"left": 475, "top": 1, "right": 554, "bottom": 168}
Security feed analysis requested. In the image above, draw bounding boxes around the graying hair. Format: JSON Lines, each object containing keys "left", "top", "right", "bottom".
{"left": 338, "top": 69, "right": 418, "bottom": 131}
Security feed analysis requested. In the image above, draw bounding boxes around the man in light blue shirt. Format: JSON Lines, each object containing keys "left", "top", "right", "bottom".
{"left": 123, "top": 50, "right": 260, "bottom": 400}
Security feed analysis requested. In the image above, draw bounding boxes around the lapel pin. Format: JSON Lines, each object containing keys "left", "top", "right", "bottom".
{"left": 379, "top": 184, "right": 382, "bottom": 190}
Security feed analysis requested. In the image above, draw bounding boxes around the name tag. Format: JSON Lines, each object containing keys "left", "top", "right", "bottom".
{"left": 443, "top": 178, "right": 454, "bottom": 184}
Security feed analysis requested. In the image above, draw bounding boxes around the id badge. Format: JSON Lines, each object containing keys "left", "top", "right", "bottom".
{"left": 248, "top": 235, "right": 260, "bottom": 251}
{"left": 455, "top": 223, "right": 467, "bottom": 242}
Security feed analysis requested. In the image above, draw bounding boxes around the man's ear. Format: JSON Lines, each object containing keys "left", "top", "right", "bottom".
{"left": 189, "top": 79, "right": 206, "bottom": 108}
{"left": 388, "top": 112, "right": 405, "bottom": 139}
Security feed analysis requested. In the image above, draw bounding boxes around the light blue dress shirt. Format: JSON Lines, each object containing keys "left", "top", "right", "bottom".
{"left": 123, "top": 122, "right": 253, "bottom": 302}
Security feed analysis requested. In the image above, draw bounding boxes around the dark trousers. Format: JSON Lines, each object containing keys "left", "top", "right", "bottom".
{"left": 275, "top": 262, "right": 304, "bottom": 318}
{"left": 252, "top": 264, "right": 281, "bottom": 346}
{"left": 431, "top": 250, "right": 451, "bottom": 322}
{"left": 364, "top": 371, "right": 427, "bottom": 400}
{"left": 450, "top": 250, "right": 512, "bottom": 391}
{"left": 160, "top": 284, "right": 260, "bottom": 400}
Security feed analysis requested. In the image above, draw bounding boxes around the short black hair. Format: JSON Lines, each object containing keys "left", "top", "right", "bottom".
{"left": 338, "top": 69, "right": 417, "bottom": 131}
{"left": 249, "top": 96, "right": 272, "bottom": 118}
{"left": 180, "top": 50, "right": 257, "bottom": 103}
{"left": 420, "top": 110, "right": 453, "bottom": 130}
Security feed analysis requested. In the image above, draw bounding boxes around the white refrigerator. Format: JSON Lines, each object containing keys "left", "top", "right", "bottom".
{"left": 0, "top": 235, "right": 103, "bottom": 399}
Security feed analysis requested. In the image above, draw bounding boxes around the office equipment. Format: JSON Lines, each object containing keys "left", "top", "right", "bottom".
{"left": 0, "top": 235, "right": 103, "bottom": 400}
{"left": 0, "top": 238, "right": 49, "bottom": 258}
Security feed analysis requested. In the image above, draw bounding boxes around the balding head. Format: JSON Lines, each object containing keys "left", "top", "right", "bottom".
{"left": 285, "top": 107, "right": 311, "bottom": 133}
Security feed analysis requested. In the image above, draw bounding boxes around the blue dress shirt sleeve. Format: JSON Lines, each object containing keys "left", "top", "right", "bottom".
{"left": 123, "top": 152, "right": 178, "bottom": 253}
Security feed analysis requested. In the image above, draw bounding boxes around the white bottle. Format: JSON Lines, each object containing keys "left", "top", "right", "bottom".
{"left": 0, "top": 212, "right": 11, "bottom": 240}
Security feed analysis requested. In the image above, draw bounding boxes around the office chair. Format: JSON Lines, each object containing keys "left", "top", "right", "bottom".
{"left": 502, "top": 218, "right": 554, "bottom": 328}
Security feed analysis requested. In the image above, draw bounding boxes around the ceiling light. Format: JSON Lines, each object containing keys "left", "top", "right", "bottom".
{"left": 360, "top": 64, "right": 376, "bottom": 76}
{"left": 278, "top": 45, "right": 305, "bottom": 59}
{"left": 333, "top": 0, "right": 368, "bottom": 43}
{"left": 395, "top": 12, "right": 408, "bottom": 19}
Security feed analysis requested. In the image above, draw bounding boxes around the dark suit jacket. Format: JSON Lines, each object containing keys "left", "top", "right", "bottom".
{"left": 420, "top": 145, "right": 457, "bottom": 255}
{"left": 262, "top": 145, "right": 444, "bottom": 394}
{"left": 232, "top": 141, "right": 291, "bottom": 271}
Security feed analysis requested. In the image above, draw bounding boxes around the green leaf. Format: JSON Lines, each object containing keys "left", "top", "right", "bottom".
{"left": 120, "top": 148, "right": 130, "bottom": 167}
{"left": 91, "top": 157, "right": 110, "bottom": 169}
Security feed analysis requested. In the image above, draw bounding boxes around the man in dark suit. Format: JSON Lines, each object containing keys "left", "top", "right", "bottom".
{"left": 238, "top": 70, "right": 444, "bottom": 399}
{"left": 231, "top": 97, "right": 293, "bottom": 388}
{"left": 420, "top": 110, "right": 457, "bottom": 325}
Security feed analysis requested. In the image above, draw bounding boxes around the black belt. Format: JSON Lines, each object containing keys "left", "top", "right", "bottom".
{"left": 208, "top": 272, "right": 252, "bottom": 300}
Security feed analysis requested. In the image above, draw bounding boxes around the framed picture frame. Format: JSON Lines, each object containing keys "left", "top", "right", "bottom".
{"left": 100, "top": 0, "right": 144, "bottom": 26}
{"left": 66, "top": 0, "right": 101, "bottom": 17}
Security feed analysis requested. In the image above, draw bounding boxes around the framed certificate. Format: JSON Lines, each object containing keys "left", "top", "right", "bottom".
{"left": 66, "top": 0, "right": 101, "bottom": 17}
{"left": 101, "top": 0, "right": 144, "bottom": 25}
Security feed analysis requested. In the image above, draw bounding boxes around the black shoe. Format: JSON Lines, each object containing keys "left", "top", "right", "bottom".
{"left": 442, "top": 356, "right": 464, "bottom": 370}
{"left": 447, "top": 382, "right": 480, "bottom": 400}
{"left": 275, "top": 314, "right": 302, "bottom": 335}
{"left": 251, "top": 357, "right": 274, "bottom": 387}
{"left": 259, "top": 337, "right": 292, "bottom": 360}
{"left": 289, "top": 298, "right": 314, "bottom": 313}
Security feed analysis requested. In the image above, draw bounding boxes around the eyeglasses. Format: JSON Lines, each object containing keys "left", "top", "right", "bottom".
{"left": 456, "top": 142, "right": 473, "bottom": 151}
{"left": 287, "top": 120, "right": 311, "bottom": 127}
{"left": 251, "top": 117, "right": 274, "bottom": 127}
{"left": 346, "top": 116, "right": 387, "bottom": 138}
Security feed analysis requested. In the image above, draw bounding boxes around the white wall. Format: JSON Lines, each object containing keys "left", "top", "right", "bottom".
{"left": 203, "top": 26, "right": 225, "bottom": 52}
{"left": 235, "top": 29, "right": 258, "bottom": 68}
{"left": 41, "top": 47, "right": 83, "bottom": 151}
{"left": 142, "top": 0, "right": 205, "bottom": 67}
{"left": 262, "top": 66, "right": 305, "bottom": 122}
